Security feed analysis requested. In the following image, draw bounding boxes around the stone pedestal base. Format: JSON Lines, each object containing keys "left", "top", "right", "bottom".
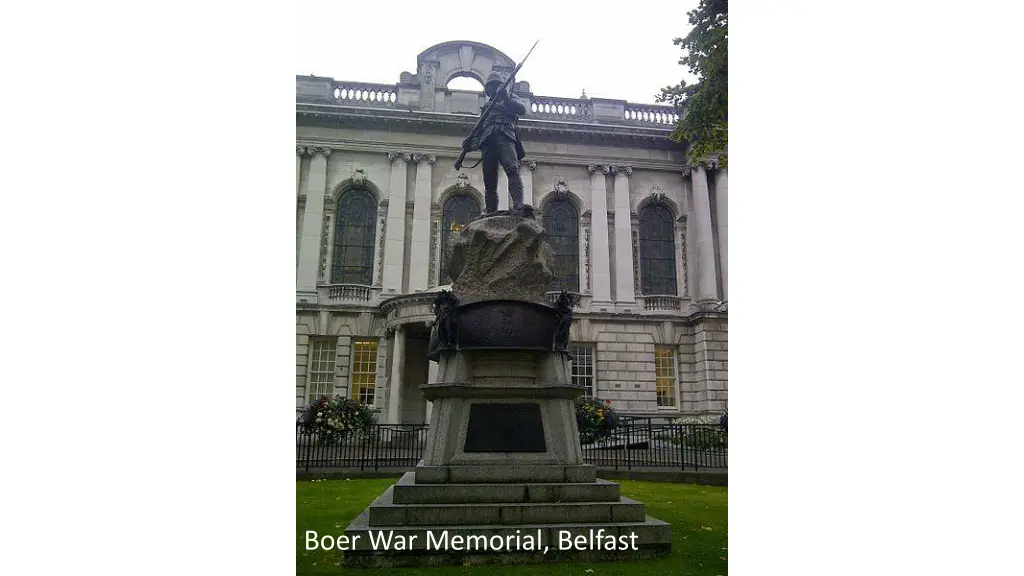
{"left": 340, "top": 214, "right": 672, "bottom": 567}
{"left": 342, "top": 472, "right": 672, "bottom": 568}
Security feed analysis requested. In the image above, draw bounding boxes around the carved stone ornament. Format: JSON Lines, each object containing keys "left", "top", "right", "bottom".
{"left": 649, "top": 185, "right": 667, "bottom": 204}
{"left": 296, "top": 146, "right": 306, "bottom": 156}
{"left": 681, "top": 160, "right": 714, "bottom": 176}
{"left": 387, "top": 151, "right": 412, "bottom": 162}
{"left": 612, "top": 165, "right": 633, "bottom": 176}
{"left": 553, "top": 177, "right": 570, "bottom": 197}
{"left": 454, "top": 172, "right": 471, "bottom": 190}
{"left": 307, "top": 146, "right": 332, "bottom": 158}
{"left": 631, "top": 229, "right": 641, "bottom": 293}
{"left": 351, "top": 168, "right": 367, "bottom": 185}
{"left": 412, "top": 153, "right": 437, "bottom": 164}
{"left": 523, "top": 160, "right": 537, "bottom": 171}
{"left": 375, "top": 217, "right": 386, "bottom": 286}
{"left": 601, "top": 165, "right": 612, "bottom": 175}
{"left": 679, "top": 224, "right": 689, "bottom": 298}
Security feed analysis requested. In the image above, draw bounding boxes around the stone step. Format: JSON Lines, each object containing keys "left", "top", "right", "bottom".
{"left": 338, "top": 509, "right": 672, "bottom": 567}
{"left": 391, "top": 471, "right": 622, "bottom": 504}
{"left": 367, "top": 486, "right": 646, "bottom": 526}
{"left": 415, "top": 463, "right": 596, "bottom": 484}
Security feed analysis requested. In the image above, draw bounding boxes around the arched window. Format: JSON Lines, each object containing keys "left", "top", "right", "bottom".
{"left": 331, "top": 189, "right": 377, "bottom": 285}
{"left": 543, "top": 199, "right": 580, "bottom": 292}
{"left": 638, "top": 204, "right": 677, "bottom": 295}
{"left": 440, "top": 194, "right": 481, "bottom": 285}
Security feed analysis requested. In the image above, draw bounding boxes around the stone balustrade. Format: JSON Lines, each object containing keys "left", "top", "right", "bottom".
{"left": 331, "top": 82, "right": 399, "bottom": 107}
{"left": 623, "top": 104, "right": 679, "bottom": 126}
{"left": 297, "top": 75, "right": 680, "bottom": 130}
{"left": 641, "top": 295, "right": 682, "bottom": 311}
{"left": 529, "top": 96, "right": 591, "bottom": 121}
{"left": 326, "top": 284, "right": 374, "bottom": 302}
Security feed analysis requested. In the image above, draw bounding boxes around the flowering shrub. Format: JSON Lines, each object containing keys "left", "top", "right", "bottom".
{"left": 299, "top": 396, "right": 377, "bottom": 444}
{"left": 575, "top": 397, "right": 620, "bottom": 444}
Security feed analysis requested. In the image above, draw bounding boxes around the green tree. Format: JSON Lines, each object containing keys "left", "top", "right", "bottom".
{"left": 658, "top": 0, "right": 728, "bottom": 167}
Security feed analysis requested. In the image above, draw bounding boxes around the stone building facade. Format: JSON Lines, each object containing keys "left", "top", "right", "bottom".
{"left": 296, "top": 41, "right": 727, "bottom": 424}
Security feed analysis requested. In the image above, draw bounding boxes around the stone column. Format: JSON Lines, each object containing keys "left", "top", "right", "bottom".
{"left": 296, "top": 146, "right": 304, "bottom": 195}
{"left": 714, "top": 168, "right": 728, "bottom": 301}
{"left": 587, "top": 164, "right": 613, "bottom": 305}
{"left": 408, "top": 153, "right": 436, "bottom": 292}
{"left": 387, "top": 325, "right": 405, "bottom": 424}
{"left": 383, "top": 152, "right": 410, "bottom": 294}
{"left": 688, "top": 165, "right": 720, "bottom": 303}
{"left": 611, "top": 165, "right": 635, "bottom": 304}
{"left": 297, "top": 147, "right": 330, "bottom": 298}
{"left": 522, "top": 160, "right": 536, "bottom": 206}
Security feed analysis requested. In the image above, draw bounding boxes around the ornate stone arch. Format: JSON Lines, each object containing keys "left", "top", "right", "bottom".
{"left": 328, "top": 169, "right": 383, "bottom": 204}
{"left": 635, "top": 185, "right": 680, "bottom": 221}
{"left": 536, "top": 177, "right": 585, "bottom": 215}
{"left": 417, "top": 41, "right": 517, "bottom": 87}
{"left": 435, "top": 176, "right": 485, "bottom": 211}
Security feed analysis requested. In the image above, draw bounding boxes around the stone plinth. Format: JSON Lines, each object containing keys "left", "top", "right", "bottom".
{"left": 447, "top": 214, "right": 554, "bottom": 304}
{"left": 342, "top": 213, "right": 672, "bottom": 567}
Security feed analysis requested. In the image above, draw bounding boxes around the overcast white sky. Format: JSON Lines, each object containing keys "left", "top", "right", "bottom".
{"left": 295, "top": 0, "right": 700, "bottom": 105}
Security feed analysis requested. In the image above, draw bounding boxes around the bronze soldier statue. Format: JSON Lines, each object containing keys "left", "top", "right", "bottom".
{"left": 460, "top": 70, "right": 528, "bottom": 214}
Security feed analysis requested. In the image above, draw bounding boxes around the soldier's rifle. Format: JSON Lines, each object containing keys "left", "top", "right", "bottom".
{"left": 453, "top": 40, "right": 538, "bottom": 171}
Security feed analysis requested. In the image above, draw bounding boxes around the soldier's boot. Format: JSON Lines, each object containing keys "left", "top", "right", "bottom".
{"left": 484, "top": 188, "right": 499, "bottom": 213}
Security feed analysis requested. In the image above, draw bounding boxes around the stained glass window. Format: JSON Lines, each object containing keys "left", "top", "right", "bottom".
{"left": 440, "top": 194, "right": 481, "bottom": 285}
{"left": 639, "top": 204, "right": 677, "bottom": 295}
{"left": 331, "top": 189, "right": 377, "bottom": 285}
{"left": 543, "top": 199, "right": 580, "bottom": 292}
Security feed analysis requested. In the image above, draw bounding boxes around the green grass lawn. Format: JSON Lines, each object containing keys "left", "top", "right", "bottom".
{"left": 297, "top": 477, "right": 727, "bottom": 575}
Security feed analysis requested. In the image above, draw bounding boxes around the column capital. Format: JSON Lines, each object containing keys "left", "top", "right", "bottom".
{"left": 586, "top": 164, "right": 602, "bottom": 175}
{"left": 411, "top": 152, "right": 436, "bottom": 164}
{"left": 388, "top": 151, "right": 412, "bottom": 163}
{"left": 610, "top": 165, "right": 633, "bottom": 176}
{"left": 682, "top": 160, "right": 718, "bottom": 176}
{"left": 306, "top": 146, "right": 331, "bottom": 158}
{"left": 523, "top": 159, "right": 537, "bottom": 170}
{"left": 296, "top": 146, "right": 306, "bottom": 156}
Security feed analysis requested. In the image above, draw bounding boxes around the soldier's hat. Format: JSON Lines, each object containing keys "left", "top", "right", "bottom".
{"left": 484, "top": 71, "right": 504, "bottom": 88}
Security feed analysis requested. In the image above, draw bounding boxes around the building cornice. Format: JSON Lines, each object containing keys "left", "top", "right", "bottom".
{"left": 296, "top": 103, "right": 682, "bottom": 151}
{"left": 294, "top": 139, "right": 685, "bottom": 173}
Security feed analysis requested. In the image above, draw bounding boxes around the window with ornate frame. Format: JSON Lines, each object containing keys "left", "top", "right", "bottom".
{"left": 569, "top": 343, "right": 595, "bottom": 397}
{"left": 638, "top": 204, "right": 678, "bottom": 295}
{"left": 543, "top": 198, "right": 580, "bottom": 292}
{"left": 654, "top": 346, "right": 678, "bottom": 407}
{"left": 350, "top": 339, "right": 378, "bottom": 405}
{"left": 331, "top": 189, "right": 377, "bottom": 285}
{"left": 307, "top": 338, "right": 337, "bottom": 405}
{"left": 440, "top": 194, "right": 481, "bottom": 285}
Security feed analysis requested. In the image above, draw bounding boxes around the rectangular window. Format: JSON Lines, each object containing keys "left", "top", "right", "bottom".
{"left": 350, "top": 339, "right": 378, "bottom": 405}
{"left": 307, "top": 338, "right": 337, "bottom": 405}
{"left": 655, "top": 346, "right": 678, "bottom": 407}
{"left": 569, "top": 344, "right": 595, "bottom": 398}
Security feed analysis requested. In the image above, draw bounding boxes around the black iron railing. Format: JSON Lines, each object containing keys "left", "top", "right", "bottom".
{"left": 295, "top": 418, "right": 726, "bottom": 472}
